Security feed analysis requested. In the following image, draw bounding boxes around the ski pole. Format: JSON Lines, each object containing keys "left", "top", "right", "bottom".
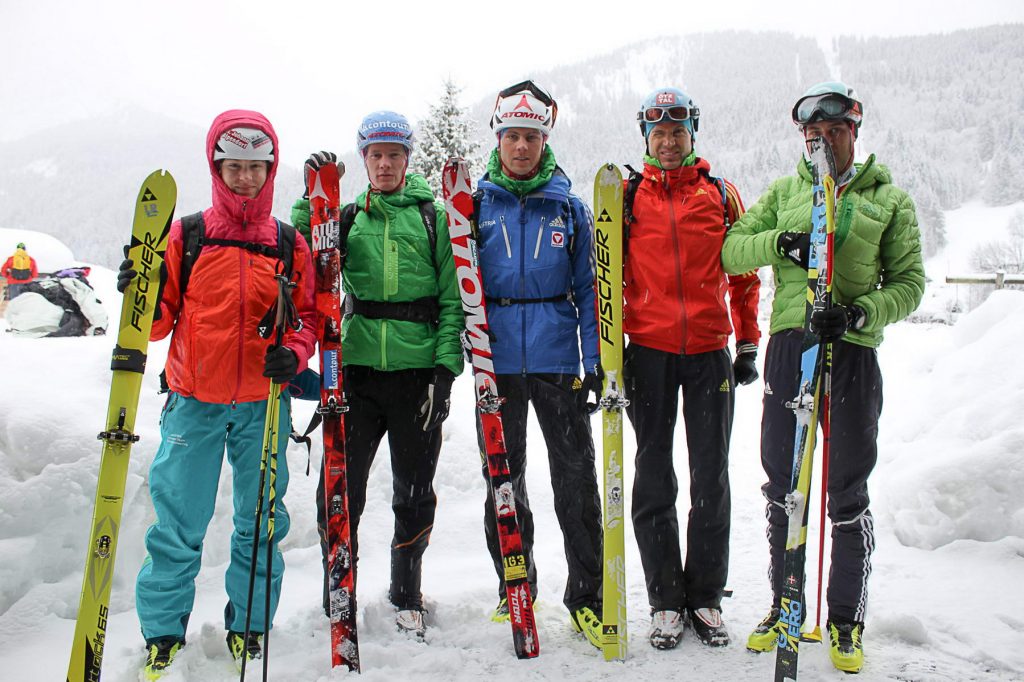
{"left": 803, "top": 360, "right": 830, "bottom": 644}
{"left": 803, "top": 176, "right": 837, "bottom": 646}
{"left": 241, "top": 268, "right": 294, "bottom": 682}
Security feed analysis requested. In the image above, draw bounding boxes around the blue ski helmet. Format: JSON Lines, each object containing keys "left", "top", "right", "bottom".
{"left": 792, "top": 81, "right": 863, "bottom": 137}
{"left": 638, "top": 88, "right": 699, "bottom": 142}
{"left": 357, "top": 111, "right": 414, "bottom": 156}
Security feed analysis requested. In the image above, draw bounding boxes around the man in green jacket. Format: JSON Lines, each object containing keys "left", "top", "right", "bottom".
{"left": 721, "top": 81, "right": 924, "bottom": 674}
{"left": 291, "top": 111, "right": 464, "bottom": 639}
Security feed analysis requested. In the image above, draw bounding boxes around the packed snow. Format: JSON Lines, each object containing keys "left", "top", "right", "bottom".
{"left": 1, "top": 211, "right": 1022, "bottom": 681}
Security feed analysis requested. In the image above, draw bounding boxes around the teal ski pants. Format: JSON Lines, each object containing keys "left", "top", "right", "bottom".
{"left": 136, "top": 391, "right": 291, "bottom": 642}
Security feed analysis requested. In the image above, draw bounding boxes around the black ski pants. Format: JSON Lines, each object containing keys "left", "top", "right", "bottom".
{"left": 760, "top": 330, "right": 881, "bottom": 624}
{"left": 316, "top": 365, "right": 441, "bottom": 611}
{"left": 624, "top": 343, "right": 735, "bottom": 612}
{"left": 478, "top": 373, "right": 603, "bottom": 612}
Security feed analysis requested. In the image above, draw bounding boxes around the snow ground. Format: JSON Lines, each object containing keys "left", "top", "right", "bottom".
{"left": 1, "top": 211, "right": 1022, "bottom": 681}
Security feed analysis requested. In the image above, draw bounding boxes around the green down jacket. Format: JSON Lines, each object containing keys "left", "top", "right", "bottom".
{"left": 292, "top": 173, "right": 464, "bottom": 375}
{"left": 721, "top": 154, "right": 924, "bottom": 348}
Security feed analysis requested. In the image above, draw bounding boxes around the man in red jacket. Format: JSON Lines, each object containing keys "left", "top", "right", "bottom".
{"left": 623, "top": 87, "right": 761, "bottom": 650}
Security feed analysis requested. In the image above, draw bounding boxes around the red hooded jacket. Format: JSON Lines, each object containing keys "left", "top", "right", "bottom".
{"left": 623, "top": 158, "right": 760, "bottom": 355}
{"left": 151, "top": 110, "right": 316, "bottom": 404}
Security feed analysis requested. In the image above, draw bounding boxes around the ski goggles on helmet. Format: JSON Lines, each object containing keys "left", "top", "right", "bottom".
{"left": 640, "top": 105, "right": 699, "bottom": 125}
{"left": 792, "top": 93, "right": 863, "bottom": 126}
{"left": 497, "top": 80, "right": 556, "bottom": 108}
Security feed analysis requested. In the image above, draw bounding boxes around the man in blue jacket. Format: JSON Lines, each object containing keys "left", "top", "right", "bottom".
{"left": 474, "top": 80, "right": 604, "bottom": 650}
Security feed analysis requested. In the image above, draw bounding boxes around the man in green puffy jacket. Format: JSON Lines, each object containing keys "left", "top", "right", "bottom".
{"left": 291, "top": 111, "right": 464, "bottom": 639}
{"left": 721, "top": 81, "right": 924, "bottom": 674}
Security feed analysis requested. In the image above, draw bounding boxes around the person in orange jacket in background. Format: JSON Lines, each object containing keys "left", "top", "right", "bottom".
{"left": 622, "top": 87, "right": 761, "bottom": 651}
{"left": 2, "top": 242, "right": 39, "bottom": 300}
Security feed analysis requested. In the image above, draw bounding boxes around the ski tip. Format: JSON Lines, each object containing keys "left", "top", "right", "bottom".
{"left": 337, "top": 160, "right": 346, "bottom": 178}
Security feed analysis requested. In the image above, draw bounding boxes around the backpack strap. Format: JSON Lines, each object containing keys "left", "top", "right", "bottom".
{"left": 337, "top": 203, "right": 359, "bottom": 267}
{"left": 418, "top": 200, "right": 438, "bottom": 261}
{"left": 622, "top": 164, "right": 644, "bottom": 258}
{"left": 700, "top": 171, "right": 733, "bottom": 230}
{"left": 471, "top": 190, "right": 484, "bottom": 240}
{"left": 179, "top": 212, "right": 205, "bottom": 297}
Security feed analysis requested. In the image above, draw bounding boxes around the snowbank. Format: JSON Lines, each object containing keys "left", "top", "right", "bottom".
{"left": 0, "top": 229, "right": 1021, "bottom": 680}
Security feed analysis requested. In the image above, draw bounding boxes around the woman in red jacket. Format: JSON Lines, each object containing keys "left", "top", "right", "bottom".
{"left": 623, "top": 87, "right": 761, "bottom": 651}
{"left": 119, "top": 110, "right": 317, "bottom": 678}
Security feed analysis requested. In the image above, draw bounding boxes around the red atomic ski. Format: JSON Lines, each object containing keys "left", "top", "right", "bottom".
{"left": 308, "top": 160, "right": 360, "bottom": 671}
{"left": 442, "top": 158, "right": 539, "bottom": 660}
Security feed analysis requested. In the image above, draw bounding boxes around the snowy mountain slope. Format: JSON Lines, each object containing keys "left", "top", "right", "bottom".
{"left": 1, "top": 211, "right": 1022, "bottom": 681}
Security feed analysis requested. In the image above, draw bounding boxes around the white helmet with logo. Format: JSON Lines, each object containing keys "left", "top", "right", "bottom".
{"left": 212, "top": 127, "right": 275, "bottom": 162}
{"left": 490, "top": 80, "right": 558, "bottom": 137}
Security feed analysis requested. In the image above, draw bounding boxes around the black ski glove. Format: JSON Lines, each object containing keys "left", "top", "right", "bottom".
{"left": 733, "top": 340, "right": 759, "bottom": 386}
{"left": 264, "top": 345, "right": 299, "bottom": 384}
{"left": 303, "top": 151, "right": 338, "bottom": 198}
{"left": 418, "top": 366, "right": 455, "bottom": 431}
{"left": 575, "top": 364, "right": 604, "bottom": 415}
{"left": 116, "top": 245, "right": 165, "bottom": 320}
{"left": 776, "top": 231, "right": 811, "bottom": 269}
{"left": 810, "top": 304, "right": 866, "bottom": 342}
{"left": 116, "top": 245, "right": 137, "bottom": 293}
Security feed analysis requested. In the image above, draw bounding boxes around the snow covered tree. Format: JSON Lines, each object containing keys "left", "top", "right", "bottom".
{"left": 412, "top": 79, "right": 484, "bottom": 197}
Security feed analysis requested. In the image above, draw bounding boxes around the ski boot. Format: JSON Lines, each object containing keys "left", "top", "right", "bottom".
{"left": 688, "top": 607, "right": 730, "bottom": 647}
{"left": 649, "top": 609, "right": 684, "bottom": 650}
{"left": 396, "top": 608, "right": 427, "bottom": 639}
{"left": 828, "top": 619, "right": 864, "bottom": 674}
{"left": 747, "top": 606, "right": 783, "bottom": 653}
{"left": 570, "top": 605, "right": 603, "bottom": 650}
{"left": 142, "top": 637, "right": 183, "bottom": 681}
{"left": 226, "top": 630, "right": 262, "bottom": 671}
{"left": 491, "top": 597, "right": 510, "bottom": 623}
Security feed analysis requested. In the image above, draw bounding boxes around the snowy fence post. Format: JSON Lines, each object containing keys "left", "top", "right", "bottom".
{"left": 945, "top": 272, "right": 1024, "bottom": 289}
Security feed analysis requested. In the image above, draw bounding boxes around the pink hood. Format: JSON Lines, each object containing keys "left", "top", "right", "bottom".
{"left": 205, "top": 109, "right": 279, "bottom": 227}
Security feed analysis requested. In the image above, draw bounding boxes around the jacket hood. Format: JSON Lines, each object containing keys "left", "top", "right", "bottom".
{"left": 205, "top": 109, "right": 279, "bottom": 226}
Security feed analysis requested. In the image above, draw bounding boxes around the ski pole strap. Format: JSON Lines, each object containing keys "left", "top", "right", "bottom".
{"left": 486, "top": 292, "right": 571, "bottom": 306}
{"left": 344, "top": 294, "right": 440, "bottom": 326}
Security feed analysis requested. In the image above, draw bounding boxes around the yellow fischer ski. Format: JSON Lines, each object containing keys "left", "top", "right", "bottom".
{"left": 67, "top": 170, "right": 175, "bottom": 682}
{"left": 594, "top": 163, "right": 628, "bottom": 661}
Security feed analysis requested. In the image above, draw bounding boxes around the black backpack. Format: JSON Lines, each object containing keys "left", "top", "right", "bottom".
{"left": 179, "top": 212, "right": 297, "bottom": 295}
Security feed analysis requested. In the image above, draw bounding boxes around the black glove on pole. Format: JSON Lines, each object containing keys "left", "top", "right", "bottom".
{"left": 263, "top": 345, "right": 299, "bottom": 384}
{"left": 810, "top": 304, "right": 866, "bottom": 342}
{"left": 418, "top": 367, "right": 455, "bottom": 431}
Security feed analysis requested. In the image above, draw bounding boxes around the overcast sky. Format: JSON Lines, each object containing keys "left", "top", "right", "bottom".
{"left": 2, "top": 0, "right": 1021, "bottom": 168}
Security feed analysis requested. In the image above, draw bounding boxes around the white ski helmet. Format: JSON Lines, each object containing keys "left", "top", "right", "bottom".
{"left": 212, "top": 126, "right": 275, "bottom": 162}
{"left": 490, "top": 80, "right": 557, "bottom": 137}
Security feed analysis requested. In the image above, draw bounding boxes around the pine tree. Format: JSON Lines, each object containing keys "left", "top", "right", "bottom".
{"left": 413, "top": 79, "right": 484, "bottom": 196}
